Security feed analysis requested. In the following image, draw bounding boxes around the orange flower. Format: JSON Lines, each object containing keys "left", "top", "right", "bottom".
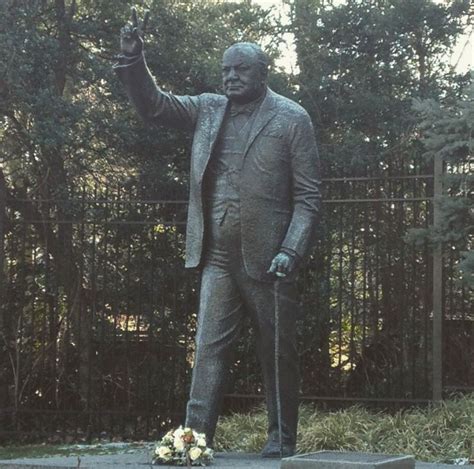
{"left": 183, "top": 428, "right": 194, "bottom": 444}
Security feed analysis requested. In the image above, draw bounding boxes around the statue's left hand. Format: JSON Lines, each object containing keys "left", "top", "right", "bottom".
{"left": 267, "top": 252, "right": 297, "bottom": 278}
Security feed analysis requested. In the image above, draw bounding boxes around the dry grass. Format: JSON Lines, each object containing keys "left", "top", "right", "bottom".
{"left": 214, "top": 394, "right": 474, "bottom": 462}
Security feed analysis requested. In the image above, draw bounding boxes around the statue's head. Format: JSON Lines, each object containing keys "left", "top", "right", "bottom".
{"left": 222, "top": 42, "right": 269, "bottom": 104}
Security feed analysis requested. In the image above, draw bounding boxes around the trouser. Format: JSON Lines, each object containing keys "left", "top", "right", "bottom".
{"left": 184, "top": 240, "right": 300, "bottom": 446}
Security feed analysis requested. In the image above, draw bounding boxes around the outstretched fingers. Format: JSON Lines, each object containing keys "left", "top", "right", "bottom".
{"left": 131, "top": 7, "right": 138, "bottom": 28}
{"left": 142, "top": 10, "right": 150, "bottom": 34}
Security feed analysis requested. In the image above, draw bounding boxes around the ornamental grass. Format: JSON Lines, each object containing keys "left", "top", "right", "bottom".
{"left": 214, "top": 394, "right": 474, "bottom": 463}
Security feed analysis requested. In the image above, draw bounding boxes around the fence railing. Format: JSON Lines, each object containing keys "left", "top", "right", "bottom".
{"left": 0, "top": 162, "right": 472, "bottom": 441}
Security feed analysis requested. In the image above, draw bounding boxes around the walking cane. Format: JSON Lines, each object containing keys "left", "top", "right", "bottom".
{"left": 273, "top": 278, "right": 283, "bottom": 459}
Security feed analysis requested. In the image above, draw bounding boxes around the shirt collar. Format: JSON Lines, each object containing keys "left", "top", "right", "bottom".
{"left": 229, "top": 89, "right": 266, "bottom": 117}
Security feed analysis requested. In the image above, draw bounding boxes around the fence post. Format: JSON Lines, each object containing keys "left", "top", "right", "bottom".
{"left": 432, "top": 152, "right": 443, "bottom": 401}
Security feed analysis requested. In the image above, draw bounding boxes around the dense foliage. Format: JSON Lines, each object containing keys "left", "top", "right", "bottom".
{"left": 291, "top": 0, "right": 470, "bottom": 172}
{"left": 411, "top": 82, "right": 473, "bottom": 287}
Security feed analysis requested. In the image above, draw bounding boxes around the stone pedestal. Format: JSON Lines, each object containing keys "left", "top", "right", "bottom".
{"left": 282, "top": 451, "right": 415, "bottom": 469}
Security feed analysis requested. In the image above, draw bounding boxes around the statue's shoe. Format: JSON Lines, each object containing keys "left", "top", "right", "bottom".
{"left": 260, "top": 439, "right": 296, "bottom": 458}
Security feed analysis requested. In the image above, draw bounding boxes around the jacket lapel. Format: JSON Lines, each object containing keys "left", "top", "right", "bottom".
{"left": 208, "top": 100, "right": 228, "bottom": 151}
{"left": 197, "top": 89, "right": 277, "bottom": 180}
{"left": 198, "top": 98, "right": 228, "bottom": 180}
{"left": 242, "top": 88, "right": 278, "bottom": 159}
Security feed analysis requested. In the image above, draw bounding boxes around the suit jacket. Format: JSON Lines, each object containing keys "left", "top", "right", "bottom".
{"left": 115, "top": 55, "right": 321, "bottom": 281}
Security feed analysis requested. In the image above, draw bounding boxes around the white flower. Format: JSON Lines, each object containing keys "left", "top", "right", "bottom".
{"left": 173, "top": 426, "right": 184, "bottom": 439}
{"left": 156, "top": 445, "right": 172, "bottom": 460}
{"left": 189, "top": 447, "right": 202, "bottom": 461}
{"left": 196, "top": 436, "right": 206, "bottom": 447}
{"left": 174, "top": 437, "right": 185, "bottom": 451}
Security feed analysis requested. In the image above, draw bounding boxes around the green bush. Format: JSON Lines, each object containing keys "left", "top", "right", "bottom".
{"left": 214, "top": 394, "right": 474, "bottom": 462}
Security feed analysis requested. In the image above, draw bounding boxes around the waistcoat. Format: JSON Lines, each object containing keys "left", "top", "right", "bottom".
{"left": 203, "top": 105, "right": 259, "bottom": 253}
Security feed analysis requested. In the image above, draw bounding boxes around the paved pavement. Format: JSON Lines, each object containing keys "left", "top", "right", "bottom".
{"left": 0, "top": 451, "right": 278, "bottom": 468}
{"left": 0, "top": 450, "right": 472, "bottom": 469}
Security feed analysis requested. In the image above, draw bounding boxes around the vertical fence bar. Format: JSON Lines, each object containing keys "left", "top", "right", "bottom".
{"left": 0, "top": 172, "right": 5, "bottom": 328}
{"left": 432, "top": 152, "right": 443, "bottom": 401}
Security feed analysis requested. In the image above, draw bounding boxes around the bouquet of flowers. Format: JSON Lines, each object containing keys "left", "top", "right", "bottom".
{"left": 152, "top": 426, "right": 214, "bottom": 466}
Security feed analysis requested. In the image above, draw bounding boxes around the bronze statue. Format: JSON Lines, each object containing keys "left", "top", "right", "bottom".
{"left": 115, "top": 8, "right": 321, "bottom": 458}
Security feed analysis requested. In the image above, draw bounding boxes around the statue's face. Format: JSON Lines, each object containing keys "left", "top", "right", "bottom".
{"left": 222, "top": 46, "right": 266, "bottom": 104}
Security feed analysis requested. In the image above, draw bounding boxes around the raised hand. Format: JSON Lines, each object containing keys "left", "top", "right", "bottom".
{"left": 120, "top": 7, "right": 150, "bottom": 57}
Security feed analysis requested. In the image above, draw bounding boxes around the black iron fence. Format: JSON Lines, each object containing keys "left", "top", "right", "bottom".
{"left": 0, "top": 158, "right": 472, "bottom": 441}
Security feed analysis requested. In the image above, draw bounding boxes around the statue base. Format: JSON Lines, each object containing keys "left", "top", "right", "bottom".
{"left": 282, "top": 451, "right": 415, "bottom": 469}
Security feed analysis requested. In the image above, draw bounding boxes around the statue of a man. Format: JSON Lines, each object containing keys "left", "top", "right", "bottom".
{"left": 115, "top": 9, "right": 321, "bottom": 458}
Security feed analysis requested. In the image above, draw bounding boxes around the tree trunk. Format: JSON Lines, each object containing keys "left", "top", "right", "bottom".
{"left": 0, "top": 170, "right": 8, "bottom": 409}
{"left": 49, "top": 0, "right": 94, "bottom": 411}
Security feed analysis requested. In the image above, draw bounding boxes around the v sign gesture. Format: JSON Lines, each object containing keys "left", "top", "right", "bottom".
{"left": 120, "top": 7, "right": 150, "bottom": 57}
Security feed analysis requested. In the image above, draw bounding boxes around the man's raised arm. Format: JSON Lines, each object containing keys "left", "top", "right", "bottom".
{"left": 114, "top": 8, "right": 199, "bottom": 131}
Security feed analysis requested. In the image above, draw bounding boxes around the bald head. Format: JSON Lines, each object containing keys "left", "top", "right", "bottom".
{"left": 222, "top": 42, "right": 269, "bottom": 103}
{"left": 224, "top": 43, "right": 270, "bottom": 76}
